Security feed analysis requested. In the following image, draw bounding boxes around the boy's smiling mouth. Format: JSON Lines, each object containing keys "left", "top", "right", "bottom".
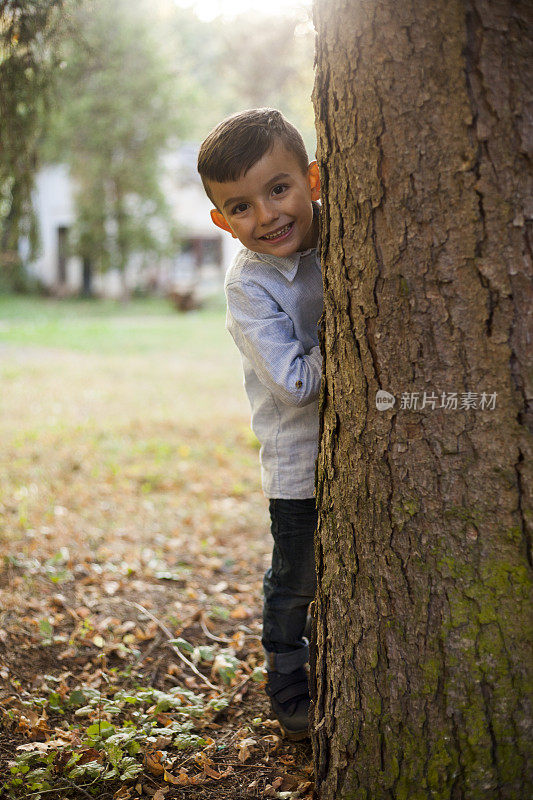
{"left": 260, "top": 222, "right": 294, "bottom": 241}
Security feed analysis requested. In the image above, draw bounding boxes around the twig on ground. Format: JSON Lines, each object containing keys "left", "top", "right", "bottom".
{"left": 200, "top": 614, "right": 231, "bottom": 644}
{"left": 63, "top": 776, "right": 105, "bottom": 800}
{"left": 216, "top": 761, "right": 283, "bottom": 769}
{"left": 23, "top": 778, "right": 100, "bottom": 799}
{"left": 125, "top": 601, "right": 220, "bottom": 692}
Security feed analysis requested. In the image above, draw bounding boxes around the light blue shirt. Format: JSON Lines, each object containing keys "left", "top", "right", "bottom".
{"left": 225, "top": 245, "right": 323, "bottom": 499}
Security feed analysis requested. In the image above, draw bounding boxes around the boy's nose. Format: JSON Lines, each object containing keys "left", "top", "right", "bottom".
{"left": 256, "top": 201, "right": 279, "bottom": 227}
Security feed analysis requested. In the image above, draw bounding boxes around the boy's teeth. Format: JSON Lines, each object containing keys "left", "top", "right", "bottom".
{"left": 263, "top": 223, "right": 291, "bottom": 240}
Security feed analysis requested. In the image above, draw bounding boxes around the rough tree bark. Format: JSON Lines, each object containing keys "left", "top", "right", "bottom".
{"left": 311, "top": 1, "right": 532, "bottom": 798}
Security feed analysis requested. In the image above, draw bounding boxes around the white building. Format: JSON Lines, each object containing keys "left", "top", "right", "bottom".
{"left": 24, "top": 145, "right": 240, "bottom": 299}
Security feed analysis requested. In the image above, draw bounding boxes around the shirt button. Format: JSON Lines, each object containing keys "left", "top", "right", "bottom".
{"left": 295, "top": 380, "right": 302, "bottom": 388}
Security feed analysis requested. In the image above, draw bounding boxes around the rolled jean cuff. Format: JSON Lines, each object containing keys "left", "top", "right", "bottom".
{"left": 264, "top": 639, "right": 309, "bottom": 674}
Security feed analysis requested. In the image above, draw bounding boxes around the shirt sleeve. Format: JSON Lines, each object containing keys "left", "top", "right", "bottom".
{"left": 225, "top": 279, "right": 322, "bottom": 408}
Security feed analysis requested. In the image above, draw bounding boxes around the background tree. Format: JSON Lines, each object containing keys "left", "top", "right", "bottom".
{"left": 44, "top": 0, "right": 182, "bottom": 291}
{"left": 216, "top": 11, "right": 316, "bottom": 154}
{"left": 0, "top": 0, "right": 66, "bottom": 289}
{"left": 311, "top": 1, "right": 531, "bottom": 798}
{"left": 42, "top": 1, "right": 316, "bottom": 292}
{"left": 162, "top": 5, "right": 316, "bottom": 150}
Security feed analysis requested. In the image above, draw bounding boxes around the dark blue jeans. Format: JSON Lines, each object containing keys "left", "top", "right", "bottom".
{"left": 262, "top": 498, "right": 317, "bottom": 674}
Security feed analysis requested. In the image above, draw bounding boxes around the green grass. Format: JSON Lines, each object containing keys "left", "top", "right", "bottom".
{"left": 0, "top": 293, "right": 226, "bottom": 319}
{"left": 0, "top": 293, "right": 228, "bottom": 355}
{"left": 0, "top": 291, "right": 263, "bottom": 549}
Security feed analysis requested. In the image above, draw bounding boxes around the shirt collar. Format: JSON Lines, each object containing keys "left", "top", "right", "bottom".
{"left": 251, "top": 250, "right": 308, "bottom": 282}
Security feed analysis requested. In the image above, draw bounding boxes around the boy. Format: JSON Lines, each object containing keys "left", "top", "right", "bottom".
{"left": 197, "top": 108, "right": 322, "bottom": 740}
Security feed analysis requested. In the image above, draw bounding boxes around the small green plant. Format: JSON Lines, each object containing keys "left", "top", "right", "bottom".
{"left": 38, "top": 619, "right": 54, "bottom": 646}
{"left": 2, "top": 680, "right": 226, "bottom": 798}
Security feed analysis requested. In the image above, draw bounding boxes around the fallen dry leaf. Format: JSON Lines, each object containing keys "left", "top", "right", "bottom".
{"left": 230, "top": 604, "right": 251, "bottom": 619}
{"left": 164, "top": 767, "right": 206, "bottom": 786}
{"left": 113, "top": 787, "right": 132, "bottom": 799}
{"left": 143, "top": 749, "right": 165, "bottom": 777}
{"left": 155, "top": 713, "right": 173, "bottom": 727}
{"left": 153, "top": 734, "right": 173, "bottom": 748}
{"left": 294, "top": 781, "right": 315, "bottom": 798}
{"left": 278, "top": 755, "right": 296, "bottom": 766}
{"left": 17, "top": 712, "right": 50, "bottom": 740}
{"left": 203, "top": 763, "right": 233, "bottom": 780}
{"left": 16, "top": 738, "right": 71, "bottom": 752}
{"left": 58, "top": 646, "right": 77, "bottom": 660}
{"left": 162, "top": 769, "right": 181, "bottom": 785}
{"left": 77, "top": 747, "right": 104, "bottom": 765}
{"left": 278, "top": 773, "right": 301, "bottom": 790}
{"left": 237, "top": 736, "right": 257, "bottom": 763}
{"left": 262, "top": 734, "right": 281, "bottom": 748}
{"left": 230, "top": 629, "right": 246, "bottom": 650}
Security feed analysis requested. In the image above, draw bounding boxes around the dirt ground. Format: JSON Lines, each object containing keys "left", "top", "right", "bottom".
{"left": 0, "top": 306, "right": 315, "bottom": 799}
{"left": 0, "top": 554, "right": 314, "bottom": 799}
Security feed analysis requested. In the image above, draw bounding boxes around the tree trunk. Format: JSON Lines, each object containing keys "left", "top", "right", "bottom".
{"left": 81, "top": 256, "right": 93, "bottom": 297}
{"left": 311, "top": 1, "right": 532, "bottom": 798}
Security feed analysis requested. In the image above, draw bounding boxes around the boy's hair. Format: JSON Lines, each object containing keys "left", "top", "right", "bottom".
{"left": 197, "top": 108, "right": 309, "bottom": 206}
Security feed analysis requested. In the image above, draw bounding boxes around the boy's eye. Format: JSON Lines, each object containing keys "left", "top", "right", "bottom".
{"left": 231, "top": 203, "right": 248, "bottom": 215}
{"left": 272, "top": 184, "right": 287, "bottom": 196}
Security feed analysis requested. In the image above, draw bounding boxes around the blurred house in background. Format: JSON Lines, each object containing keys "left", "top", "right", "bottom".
{"left": 23, "top": 145, "right": 239, "bottom": 298}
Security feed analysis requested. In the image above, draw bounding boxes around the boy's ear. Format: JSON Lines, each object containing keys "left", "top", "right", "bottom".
{"left": 210, "top": 209, "right": 237, "bottom": 238}
{"left": 307, "top": 161, "right": 321, "bottom": 201}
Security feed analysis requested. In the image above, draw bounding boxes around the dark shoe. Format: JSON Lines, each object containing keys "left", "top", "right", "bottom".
{"left": 266, "top": 667, "right": 310, "bottom": 741}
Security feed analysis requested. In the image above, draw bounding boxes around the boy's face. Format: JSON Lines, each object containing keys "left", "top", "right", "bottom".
{"left": 207, "top": 140, "right": 320, "bottom": 257}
